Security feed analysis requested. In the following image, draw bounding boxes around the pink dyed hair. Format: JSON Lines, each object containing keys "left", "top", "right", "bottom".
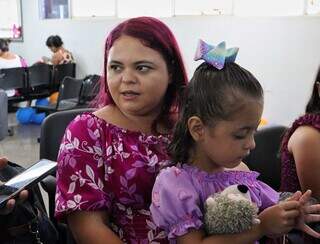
{"left": 94, "top": 16, "right": 188, "bottom": 131}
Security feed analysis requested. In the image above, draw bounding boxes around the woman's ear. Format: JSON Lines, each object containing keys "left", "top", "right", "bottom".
{"left": 187, "top": 116, "right": 204, "bottom": 141}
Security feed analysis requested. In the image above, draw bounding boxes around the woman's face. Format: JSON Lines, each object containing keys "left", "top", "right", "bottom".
{"left": 49, "top": 46, "right": 58, "bottom": 53}
{"left": 106, "top": 35, "right": 170, "bottom": 118}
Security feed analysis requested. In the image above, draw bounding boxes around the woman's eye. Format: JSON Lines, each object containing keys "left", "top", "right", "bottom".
{"left": 109, "top": 65, "right": 121, "bottom": 71}
{"left": 137, "top": 65, "right": 151, "bottom": 72}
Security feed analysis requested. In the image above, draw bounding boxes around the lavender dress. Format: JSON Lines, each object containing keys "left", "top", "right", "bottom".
{"left": 150, "top": 164, "right": 279, "bottom": 242}
{"left": 55, "top": 112, "right": 171, "bottom": 243}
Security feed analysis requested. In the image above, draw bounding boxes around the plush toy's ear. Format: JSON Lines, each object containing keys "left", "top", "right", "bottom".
{"left": 205, "top": 196, "right": 216, "bottom": 206}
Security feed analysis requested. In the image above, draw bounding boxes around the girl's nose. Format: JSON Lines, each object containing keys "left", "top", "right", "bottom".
{"left": 246, "top": 136, "right": 256, "bottom": 151}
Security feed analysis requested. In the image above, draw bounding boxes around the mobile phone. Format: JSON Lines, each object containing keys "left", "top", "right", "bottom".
{"left": 0, "top": 159, "right": 57, "bottom": 208}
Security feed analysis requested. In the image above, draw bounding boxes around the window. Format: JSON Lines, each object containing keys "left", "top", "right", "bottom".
{"left": 306, "top": 0, "right": 320, "bottom": 14}
{"left": 0, "top": 0, "right": 22, "bottom": 41}
{"left": 39, "top": 0, "right": 70, "bottom": 19}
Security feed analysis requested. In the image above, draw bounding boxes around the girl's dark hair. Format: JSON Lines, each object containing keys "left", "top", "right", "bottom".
{"left": 305, "top": 67, "right": 320, "bottom": 114}
{"left": 46, "top": 35, "right": 63, "bottom": 48}
{"left": 169, "top": 62, "right": 264, "bottom": 163}
{"left": 0, "top": 38, "right": 10, "bottom": 52}
{"left": 94, "top": 16, "right": 188, "bottom": 133}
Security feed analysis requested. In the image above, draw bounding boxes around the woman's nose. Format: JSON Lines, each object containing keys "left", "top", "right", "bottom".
{"left": 121, "top": 69, "right": 137, "bottom": 83}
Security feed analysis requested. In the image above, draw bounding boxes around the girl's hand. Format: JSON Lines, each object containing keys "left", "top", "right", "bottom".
{"left": 293, "top": 190, "right": 320, "bottom": 238}
{"left": 258, "top": 200, "right": 300, "bottom": 236}
{"left": 0, "top": 157, "right": 29, "bottom": 215}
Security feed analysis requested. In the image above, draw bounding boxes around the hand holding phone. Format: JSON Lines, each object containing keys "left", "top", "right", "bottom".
{"left": 0, "top": 159, "right": 57, "bottom": 209}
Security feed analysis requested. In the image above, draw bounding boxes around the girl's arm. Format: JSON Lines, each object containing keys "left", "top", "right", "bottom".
{"left": 288, "top": 126, "right": 320, "bottom": 199}
{"left": 68, "top": 211, "right": 123, "bottom": 244}
{"left": 177, "top": 200, "right": 300, "bottom": 244}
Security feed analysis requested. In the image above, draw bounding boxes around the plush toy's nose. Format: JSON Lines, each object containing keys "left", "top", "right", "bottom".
{"left": 237, "top": 184, "right": 248, "bottom": 193}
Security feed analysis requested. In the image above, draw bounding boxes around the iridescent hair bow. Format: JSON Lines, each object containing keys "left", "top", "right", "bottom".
{"left": 194, "top": 40, "right": 239, "bottom": 70}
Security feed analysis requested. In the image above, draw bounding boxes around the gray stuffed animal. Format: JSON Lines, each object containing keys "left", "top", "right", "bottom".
{"left": 204, "top": 184, "right": 260, "bottom": 235}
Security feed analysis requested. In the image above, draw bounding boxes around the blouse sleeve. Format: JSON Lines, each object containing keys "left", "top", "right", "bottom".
{"left": 150, "top": 166, "right": 203, "bottom": 239}
{"left": 55, "top": 113, "right": 112, "bottom": 220}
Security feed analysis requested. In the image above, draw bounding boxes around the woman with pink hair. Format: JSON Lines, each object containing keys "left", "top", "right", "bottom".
{"left": 55, "top": 16, "right": 188, "bottom": 243}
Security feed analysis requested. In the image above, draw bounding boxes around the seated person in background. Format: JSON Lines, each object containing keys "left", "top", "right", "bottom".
{"left": 0, "top": 38, "right": 27, "bottom": 97}
{"left": 280, "top": 67, "right": 320, "bottom": 199}
{"left": 43, "top": 35, "right": 74, "bottom": 65}
{"left": 280, "top": 67, "right": 320, "bottom": 243}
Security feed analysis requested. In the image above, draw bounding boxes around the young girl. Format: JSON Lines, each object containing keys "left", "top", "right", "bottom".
{"left": 150, "top": 40, "right": 320, "bottom": 243}
{"left": 54, "top": 17, "right": 188, "bottom": 243}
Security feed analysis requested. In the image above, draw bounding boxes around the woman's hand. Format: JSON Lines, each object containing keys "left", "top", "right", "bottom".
{"left": 0, "top": 157, "right": 28, "bottom": 215}
{"left": 293, "top": 190, "right": 320, "bottom": 238}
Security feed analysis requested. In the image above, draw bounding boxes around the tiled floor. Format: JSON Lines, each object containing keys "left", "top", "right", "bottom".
{"left": 0, "top": 113, "right": 40, "bottom": 168}
{"left": 0, "top": 112, "right": 49, "bottom": 212}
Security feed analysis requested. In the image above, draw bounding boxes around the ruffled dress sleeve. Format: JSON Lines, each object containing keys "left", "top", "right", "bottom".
{"left": 150, "top": 166, "right": 203, "bottom": 239}
{"left": 55, "top": 113, "right": 112, "bottom": 220}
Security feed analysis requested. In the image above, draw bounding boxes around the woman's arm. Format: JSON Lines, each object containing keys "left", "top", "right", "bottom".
{"left": 68, "top": 211, "right": 123, "bottom": 244}
{"left": 288, "top": 126, "right": 320, "bottom": 198}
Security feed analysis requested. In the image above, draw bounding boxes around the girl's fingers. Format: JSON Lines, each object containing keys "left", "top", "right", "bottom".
{"left": 299, "top": 190, "right": 312, "bottom": 205}
{"left": 281, "top": 200, "right": 300, "bottom": 210}
{"left": 286, "top": 191, "right": 302, "bottom": 201}
{"left": 284, "top": 209, "right": 300, "bottom": 219}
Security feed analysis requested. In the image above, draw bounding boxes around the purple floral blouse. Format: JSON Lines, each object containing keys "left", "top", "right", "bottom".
{"left": 55, "top": 112, "right": 171, "bottom": 243}
{"left": 150, "top": 164, "right": 279, "bottom": 241}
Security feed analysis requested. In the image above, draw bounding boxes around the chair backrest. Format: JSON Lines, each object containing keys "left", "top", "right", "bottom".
{"left": 40, "top": 108, "right": 95, "bottom": 161}
{"left": 0, "top": 67, "right": 26, "bottom": 90}
{"left": 0, "top": 90, "right": 8, "bottom": 141}
{"left": 52, "top": 63, "right": 76, "bottom": 90}
{"left": 243, "top": 125, "right": 288, "bottom": 191}
{"left": 27, "top": 64, "right": 52, "bottom": 87}
{"left": 56, "top": 76, "right": 83, "bottom": 109}
{"left": 78, "top": 74, "right": 100, "bottom": 105}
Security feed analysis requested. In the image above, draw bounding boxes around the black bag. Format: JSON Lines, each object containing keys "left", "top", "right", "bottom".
{"left": 0, "top": 161, "right": 58, "bottom": 244}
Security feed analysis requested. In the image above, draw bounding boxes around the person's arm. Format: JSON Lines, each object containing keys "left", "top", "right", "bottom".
{"left": 0, "top": 157, "right": 28, "bottom": 215}
{"left": 51, "top": 51, "right": 63, "bottom": 65}
{"left": 288, "top": 126, "right": 320, "bottom": 198}
{"left": 177, "top": 200, "right": 300, "bottom": 244}
{"left": 68, "top": 211, "right": 123, "bottom": 244}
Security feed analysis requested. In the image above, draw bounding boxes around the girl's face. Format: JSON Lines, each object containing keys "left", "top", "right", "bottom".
{"left": 191, "top": 98, "right": 263, "bottom": 173}
{"left": 106, "top": 35, "right": 170, "bottom": 118}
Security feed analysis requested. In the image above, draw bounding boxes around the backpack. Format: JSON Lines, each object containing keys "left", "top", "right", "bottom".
{"left": 0, "top": 161, "right": 58, "bottom": 244}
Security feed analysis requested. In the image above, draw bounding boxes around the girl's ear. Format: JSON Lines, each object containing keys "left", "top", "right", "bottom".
{"left": 187, "top": 116, "right": 204, "bottom": 141}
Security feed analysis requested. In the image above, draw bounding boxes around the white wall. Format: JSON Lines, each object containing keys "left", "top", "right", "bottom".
{"left": 10, "top": 0, "right": 320, "bottom": 126}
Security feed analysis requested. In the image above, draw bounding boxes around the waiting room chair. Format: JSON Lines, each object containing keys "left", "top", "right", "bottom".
{"left": 243, "top": 125, "right": 288, "bottom": 191}
{"left": 40, "top": 108, "right": 94, "bottom": 244}
{"left": 34, "top": 76, "right": 83, "bottom": 114}
{"left": 26, "top": 64, "right": 52, "bottom": 99}
{"left": 78, "top": 74, "right": 100, "bottom": 106}
{"left": 52, "top": 63, "right": 76, "bottom": 92}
